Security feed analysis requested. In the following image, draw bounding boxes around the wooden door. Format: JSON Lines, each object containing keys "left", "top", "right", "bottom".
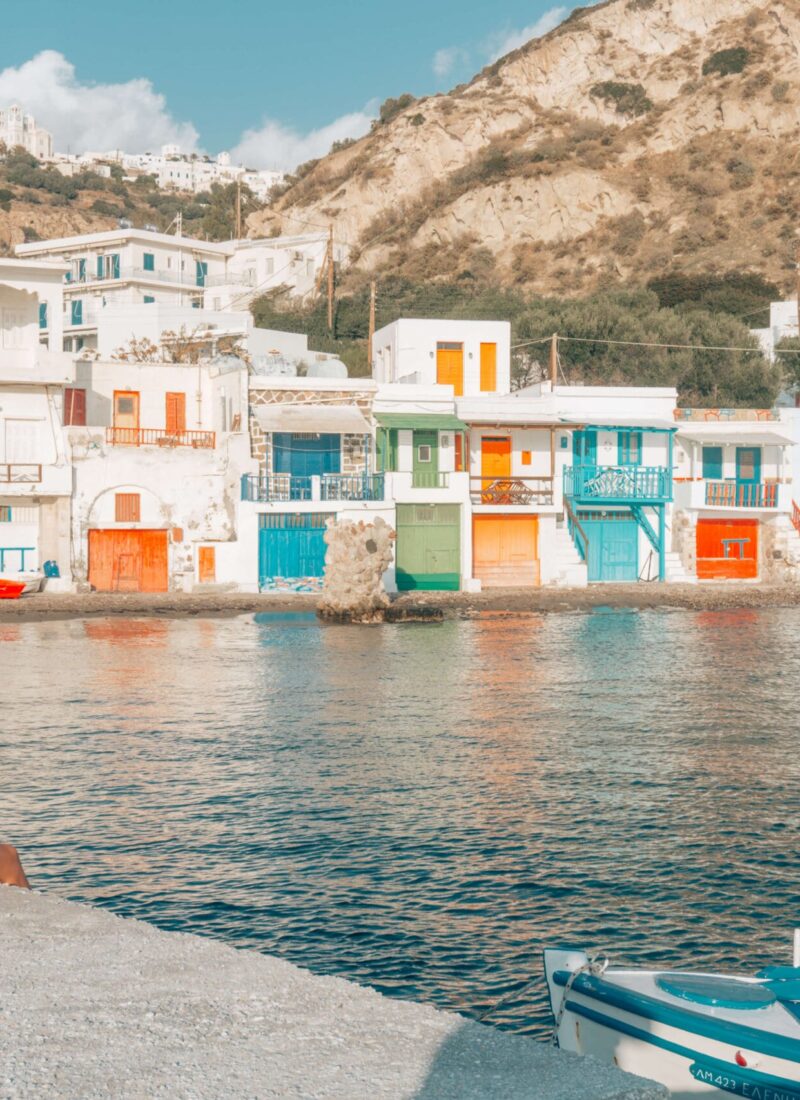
{"left": 473, "top": 515, "right": 539, "bottom": 587}
{"left": 198, "top": 546, "right": 216, "bottom": 583}
{"left": 113, "top": 391, "right": 140, "bottom": 441}
{"left": 395, "top": 504, "right": 461, "bottom": 590}
{"left": 696, "top": 519, "right": 758, "bottom": 580}
{"left": 481, "top": 436, "right": 512, "bottom": 501}
{"left": 165, "top": 392, "right": 186, "bottom": 434}
{"left": 479, "top": 343, "right": 497, "bottom": 392}
{"left": 88, "top": 529, "right": 168, "bottom": 592}
{"left": 436, "top": 343, "right": 464, "bottom": 396}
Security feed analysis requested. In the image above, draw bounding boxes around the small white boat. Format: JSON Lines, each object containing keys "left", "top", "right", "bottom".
{"left": 544, "top": 936, "right": 800, "bottom": 1099}
{"left": 0, "top": 571, "right": 43, "bottom": 596}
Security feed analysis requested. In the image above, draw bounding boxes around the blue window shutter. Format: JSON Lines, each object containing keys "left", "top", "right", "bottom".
{"left": 196, "top": 261, "right": 207, "bottom": 287}
{"left": 78, "top": 258, "right": 86, "bottom": 281}
{"left": 111, "top": 254, "right": 120, "bottom": 279}
{"left": 143, "top": 295, "right": 155, "bottom": 304}
{"left": 143, "top": 252, "right": 155, "bottom": 271}
{"left": 618, "top": 430, "right": 642, "bottom": 466}
{"left": 38, "top": 302, "right": 47, "bottom": 329}
{"left": 96, "top": 255, "right": 104, "bottom": 278}
{"left": 702, "top": 446, "right": 723, "bottom": 480}
{"left": 71, "top": 300, "right": 82, "bottom": 325}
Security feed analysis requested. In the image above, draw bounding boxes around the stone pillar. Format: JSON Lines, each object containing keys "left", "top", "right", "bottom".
{"left": 318, "top": 517, "right": 395, "bottom": 622}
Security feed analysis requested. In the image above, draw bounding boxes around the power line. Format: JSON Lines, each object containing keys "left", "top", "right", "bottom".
{"left": 511, "top": 334, "right": 779, "bottom": 355}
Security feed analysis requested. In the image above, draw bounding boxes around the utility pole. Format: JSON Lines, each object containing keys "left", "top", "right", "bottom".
{"left": 327, "top": 225, "right": 334, "bottom": 333}
{"left": 175, "top": 211, "right": 183, "bottom": 237}
{"left": 235, "top": 179, "right": 242, "bottom": 239}
{"left": 368, "top": 280, "right": 376, "bottom": 368}
{"left": 549, "top": 332, "right": 558, "bottom": 386}
{"left": 796, "top": 239, "right": 800, "bottom": 339}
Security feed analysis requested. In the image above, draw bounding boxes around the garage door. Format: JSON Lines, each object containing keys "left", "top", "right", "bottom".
{"left": 473, "top": 515, "right": 539, "bottom": 587}
{"left": 88, "top": 529, "right": 168, "bottom": 592}
{"left": 258, "top": 513, "right": 329, "bottom": 589}
{"left": 581, "top": 515, "right": 639, "bottom": 582}
{"left": 396, "top": 504, "right": 460, "bottom": 590}
{"left": 696, "top": 518, "right": 758, "bottom": 580}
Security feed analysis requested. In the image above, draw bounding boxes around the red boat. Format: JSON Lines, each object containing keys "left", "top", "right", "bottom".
{"left": 0, "top": 579, "right": 25, "bottom": 599}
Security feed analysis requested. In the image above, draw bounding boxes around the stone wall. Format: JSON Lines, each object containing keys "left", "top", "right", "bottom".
{"left": 249, "top": 388, "right": 374, "bottom": 474}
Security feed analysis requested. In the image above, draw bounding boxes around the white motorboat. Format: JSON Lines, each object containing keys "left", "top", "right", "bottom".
{"left": 544, "top": 936, "right": 800, "bottom": 1099}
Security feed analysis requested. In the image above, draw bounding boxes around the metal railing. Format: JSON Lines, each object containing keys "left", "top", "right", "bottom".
{"left": 411, "top": 470, "right": 450, "bottom": 489}
{"left": 471, "top": 476, "right": 554, "bottom": 505}
{"left": 564, "top": 465, "right": 672, "bottom": 502}
{"left": 705, "top": 481, "right": 779, "bottom": 509}
{"left": 105, "top": 427, "right": 216, "bottom": 449}
{"left": 0, "top": 546, "right": 35, "bottom": 571}
{"left": 0, "top": 464, "right": 42, "bottom": 483}
{"left": 565, "top": 498, "right": 589, "bottom": 562}
{"left": 67, "top": 265, "right": 209, "bottom": 289}
{"left": 241, "top": 472, "right": 385, "bottom": 503}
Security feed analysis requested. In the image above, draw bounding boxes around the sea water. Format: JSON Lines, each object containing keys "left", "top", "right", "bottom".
{"left": 1, "top": 608, "right": 798, "bottom": 1036}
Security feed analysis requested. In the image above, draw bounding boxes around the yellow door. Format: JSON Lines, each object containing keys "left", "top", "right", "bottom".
{"left": 480, "top": 343, "right": 497, "bottom": 392}
{"left": 473, "top": 515, "right": 539, "bottom": 587}
{"left": 481, "top": 436, "right": 511, "bottom": 501}
{"left": 436, "top": 343, "right": 464, "bottom": 396}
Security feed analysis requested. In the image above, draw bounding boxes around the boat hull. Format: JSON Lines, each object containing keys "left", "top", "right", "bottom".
{"left": 0, "top": 580, "right": 25, "bottom": 599}
{"left": 0, "top": 572, "right": 43, "bottom": 597}
{"left": 544, "top": 949, "right": 800, "bottom": 1100}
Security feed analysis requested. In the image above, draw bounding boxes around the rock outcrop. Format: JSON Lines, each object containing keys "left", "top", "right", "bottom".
{"left": 318, "top": 517, "right": 395, "bottom": 622}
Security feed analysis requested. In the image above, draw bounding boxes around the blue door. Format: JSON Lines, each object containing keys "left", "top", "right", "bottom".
{"left": 573, "top": 430, "right": 597, "bottom": 467}
{"left": 258, "top": 513, "right": 329, "bottom": 589}
{"left": 735, "top": 447, "right": 761, "bottom": 507}
{"left": 582, "top": 516, "right": 639, "bottom": 582}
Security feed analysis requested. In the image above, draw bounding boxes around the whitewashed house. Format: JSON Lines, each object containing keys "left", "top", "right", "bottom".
{"left": 67, "top": 357, "right": 253, "bottom": 592}
{"left": 0, "top": 104, "right": 53, "bottom": 159}
{"left": 0, "top": 258, "right": 74, "bottom": 584}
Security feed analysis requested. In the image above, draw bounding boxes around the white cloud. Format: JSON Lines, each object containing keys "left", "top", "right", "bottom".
{"left": 231, "top": 105, "right": 377, "bottom": 173}
{"left": 0, "top": 51, "right": 199, "bottom": 154}
{"left": 487, "top": 6, "right": 569, "bottom": 62}
{"left": 433, "top": 46, "right": 470, "bottom": 80}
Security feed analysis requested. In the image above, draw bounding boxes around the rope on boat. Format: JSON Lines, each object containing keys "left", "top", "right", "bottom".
{"left": 550, "top": 953, "right": 609, "bottom": 1047}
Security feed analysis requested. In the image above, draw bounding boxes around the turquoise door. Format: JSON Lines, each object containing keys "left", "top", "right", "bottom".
{"left": 582, "top": 516, "right": 639, "bottom": 582}
{"left": 736, "top": 447, "right": 761, "bottom": 506}
{"left": 258, "top": 514, "right": 329, "bottom": 588}
{"left": 573, "top": 430, "right": 597, "bottom": 466}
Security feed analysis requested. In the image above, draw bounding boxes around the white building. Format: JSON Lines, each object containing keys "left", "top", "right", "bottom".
{"left": 67, "top": 356, "right": 255, "bottom": 592}
{"left": 751, "top": 299, "right": 799, "bottom": 362}
{"left": 0, "top": 104, "right": 53, "bottom": 159}
{"left": 0, "top": 258, "right": 74, "bottom": 585}
{"left": 16, "top": 228, "right": 345, "bottom": 353}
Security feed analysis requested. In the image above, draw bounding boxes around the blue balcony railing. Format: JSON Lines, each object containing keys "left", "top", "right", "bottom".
{"left": 564, "top": 465, "right": 672, "bottom": 503}
{"left": 242, "top": 473, "right": 384, "bottom": 503}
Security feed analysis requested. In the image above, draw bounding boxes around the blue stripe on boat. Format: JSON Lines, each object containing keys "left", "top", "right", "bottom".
{"left": 566, "top": 1000, "right": 800, "bottom": 1097}
{"left": 553, "top": 970, "right": 800, "bottom": 1064}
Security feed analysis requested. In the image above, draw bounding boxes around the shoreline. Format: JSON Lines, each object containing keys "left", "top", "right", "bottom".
{"left": 0, "top": 887, "right": 665, "bottom": 1099}
{"left": 0, "top": 583, "right": 799, "bottom": 622}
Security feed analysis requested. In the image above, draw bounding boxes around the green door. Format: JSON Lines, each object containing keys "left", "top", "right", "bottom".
{"left": 582, "top": 515, "right": 639, "bottom": 582}
{"left": 412, "top": 430, "right": 439, "bottom": 489}
{"left": 396, "top": 504, "right": 460, "bottom": 590}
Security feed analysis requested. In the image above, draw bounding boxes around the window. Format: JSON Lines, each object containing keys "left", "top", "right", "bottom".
{"left": 522, "top": 450, "right": 532, "bottom": 465}
{"left": 418, "top": 445, "right": 432, "bottom": 463}
{"left": 618, "top": 430, "right": 642, "bottom": 466}
{"left": 702, "top": 446, "right": 723, "bottom": 480}
{"left": 0, "top": 507, "right": 11, "bottom": 522}
{"left": 143, "top": 252, "right": 155, "bottom": 271}
{"left": 115, "top": 493, "right": 141, "bottom": 522}
{"left": 63, "top": 388, "right": 86, "bottom": 426}
{"left": 96, "top": 255, "right": 104, "bottom": 278}
{"left": 143, "top": 295, "right": 155, "bottom": 304}
{"left": 77, "top": 258, "right": 86, "bottom": 282}
{"left": 38, "top": 302, "right": 47, "bottom": 330}
{"left": 71, "top": 300, "right": 83, "bottom": 326}
{"left": 166, "top": 257, "right": 173, "bottom": 270}
{"left": 196, "top": 260, "right": 208, "bottom": 287}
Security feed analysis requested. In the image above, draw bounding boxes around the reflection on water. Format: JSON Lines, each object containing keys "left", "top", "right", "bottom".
{"left": 2, "top": 609, "right": 799, "bottom": 1036}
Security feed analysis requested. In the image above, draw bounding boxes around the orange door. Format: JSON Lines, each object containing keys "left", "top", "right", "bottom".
{"left": 696, "top": 519, "right": 758, "bottom": 580}
{"left": 88, "top": 529, "right": 168, "bottom": 592}
{"left": 113, "top": 391, "right": 140, "bottom": 429}
{"left": 481, "top": 436, "right": 512, "bottom": 500}
{"left": 473, "top": 515, "right": 539, "bottom": 587}
{"left": 165, "top": 392, "right": 186, "bottom": 434}
{"left": 198, "top": 546, "right": 216, "bottom": 583}
{"left": 436, "top": 344, "right": 464, "bottom": 396}
{"left": 480, "top": 343, "right": 497, "bottom": 392}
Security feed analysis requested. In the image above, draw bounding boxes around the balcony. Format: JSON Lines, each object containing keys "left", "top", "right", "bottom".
{"left": 705, "top": 481, "right": 778, "bottom": 508}
{"left": 106, "top": 427, "right": 216, "bottom": 449}
{"left": 471, "top": 476, "right": 554, "bottom": 506}
{"left": 66, "top": 265, "right": 209, "bottom": 290}
{"left": 412, "top": 470, "right": 449, "bottom": 489}
{"left": 241, "top": 473, "right": 385, "bottom": 503}
{"left": 564, "top": 465, "right": 672, "bottom": 504}
{"left": 0, "top": 464, "right": 41, "bottom": 484}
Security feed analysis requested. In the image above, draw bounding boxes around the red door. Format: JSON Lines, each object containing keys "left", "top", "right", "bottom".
{"left": 696, "top": 519, "right": 758, "bottom": 580}
{"left": 88, "top": 530, "right": 169, "bottom": 592}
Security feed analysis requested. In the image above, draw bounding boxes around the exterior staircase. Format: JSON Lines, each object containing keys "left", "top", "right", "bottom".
{"left": 662, "top": 550, "right": 695, "bottom": 584}
{"left": 554, "top": 519, "right": 588, "bottom": 587}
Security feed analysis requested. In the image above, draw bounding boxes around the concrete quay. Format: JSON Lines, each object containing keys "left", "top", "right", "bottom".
{"left": 0, "top": 888, "right": 667, "bottom": 1099}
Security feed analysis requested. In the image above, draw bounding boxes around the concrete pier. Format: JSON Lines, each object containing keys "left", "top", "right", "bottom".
{"left": 0, "top": 888, "right": 667, "bottom": 1099}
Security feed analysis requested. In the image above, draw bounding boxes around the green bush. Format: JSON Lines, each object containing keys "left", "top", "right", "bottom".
{"left": 377, "top": 94, "right": 415, "bottom": 126}
{"left": 590, "top": 81, "right": 653, "bottom": 116}
{"left": 702, "top": 47, "right": 749, "bottom": 77}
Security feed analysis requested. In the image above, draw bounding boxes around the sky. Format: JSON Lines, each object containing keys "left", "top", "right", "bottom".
{"left": 0, "top": 0, "right": 579, "bottom": 171}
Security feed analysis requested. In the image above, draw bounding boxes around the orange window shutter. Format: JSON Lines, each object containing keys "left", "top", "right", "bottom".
{"left": 522, "top": 450, "right": 532, "bottom": 465}
{"left": 198, "top": 546, "right": 216, "bottom": 583}
{"left": 480, "top": 343, "right": 497, "bottom": 392}
{"left": 454, "top": 433, "right": 464, "bottom": 472}
{"left": 115, "top": 493, "right": 141, "bottom": 523}
{"left": 166, "top": 392, "right": 186, "bottom": 433}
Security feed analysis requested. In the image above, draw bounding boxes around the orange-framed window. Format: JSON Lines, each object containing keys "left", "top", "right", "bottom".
{"left": 115, "top": 492, "right": 141, "bottom": 523}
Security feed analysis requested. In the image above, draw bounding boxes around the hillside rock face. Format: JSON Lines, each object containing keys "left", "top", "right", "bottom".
{"left": 250, "top": 0, "right": 800, "bottom": 295}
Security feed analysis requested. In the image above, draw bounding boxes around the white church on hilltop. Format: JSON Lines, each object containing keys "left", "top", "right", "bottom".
{"left": 0, "top": 104, "right": 53, "bottom": 159}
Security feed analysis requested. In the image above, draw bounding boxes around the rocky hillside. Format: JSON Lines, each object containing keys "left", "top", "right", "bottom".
{"left": 250, "top": 0, "right": 800, "bottom": 296}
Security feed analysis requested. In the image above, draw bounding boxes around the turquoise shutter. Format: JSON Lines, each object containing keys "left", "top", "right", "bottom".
{"left": 38, "top": 302, "right": 47, "bottom": 329}
{"left": 702, "top": 446, "right": 723, "bottom": 480}
{"left": 111, "top": 254, "right": 120, "bottom": 279}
